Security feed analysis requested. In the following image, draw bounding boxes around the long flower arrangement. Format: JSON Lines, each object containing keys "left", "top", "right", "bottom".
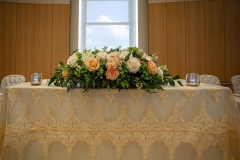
{"left": 48, "top": 46, "right": 182, "bottom": 92}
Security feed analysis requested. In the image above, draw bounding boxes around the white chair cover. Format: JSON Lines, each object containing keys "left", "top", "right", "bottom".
{"left": 231, "top": 75, "right": 240, "bottom": 109}
{"left": 199, "top": 74, "right": 220, "bottom": 86}
{"left": 0, "top": 75, "right": 26, "bottom": 93}
{"left": 231, "top": 75, "right": 240, "bottom": 94}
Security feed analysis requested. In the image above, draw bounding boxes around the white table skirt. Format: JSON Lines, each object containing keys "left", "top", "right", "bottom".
{"left": 0, "top": 82, "right": 240, "bottom": 160}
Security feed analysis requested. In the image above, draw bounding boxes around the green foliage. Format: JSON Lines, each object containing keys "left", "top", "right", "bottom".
{"left": 48, "top": 46, "right": 182, "bottom": 93}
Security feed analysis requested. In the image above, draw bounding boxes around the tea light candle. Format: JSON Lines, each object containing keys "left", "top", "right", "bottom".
{"left": 30, "top": 73, "right": 42, "bottom": 85}
{"left": 186, "top": 73, "right": 200, "bottom": 86}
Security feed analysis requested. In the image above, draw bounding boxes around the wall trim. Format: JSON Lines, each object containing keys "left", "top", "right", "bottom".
{"left": 0, "top": 0, "right": 70, "bottom": 4}
{"left": 148, "top": 0, "right": 202, "bottom": 3}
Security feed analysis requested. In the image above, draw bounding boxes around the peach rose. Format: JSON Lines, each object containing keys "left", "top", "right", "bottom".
{"left": 147, "top": 61, "right": 157, "bottom": 75}
{"left": 106, "top": 62, "right": 117, "bottom": 70}
{"left": 85, "top": 58, "right": 100, "bottom": 72}
{"left": 106, "top": 68, "right": 120, "bottom": 81}
{"left": 62, "top": 69, "right": 69, "bottom": 79}
{"left": 106, "top": 57, "right": 120, "bottom": 70}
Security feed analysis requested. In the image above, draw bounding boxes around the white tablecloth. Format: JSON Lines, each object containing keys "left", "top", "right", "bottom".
{"left": 0, "top": 81, "right": 239, "bottom": 160}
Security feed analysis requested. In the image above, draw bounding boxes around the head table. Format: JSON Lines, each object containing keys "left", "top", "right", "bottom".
{"left": 0, "top": 81, "right": 239, "bottom": 160}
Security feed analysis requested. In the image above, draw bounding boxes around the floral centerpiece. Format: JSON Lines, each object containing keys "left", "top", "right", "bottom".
{"left": 48, "top": 46, "right": 182, "bottom": 92}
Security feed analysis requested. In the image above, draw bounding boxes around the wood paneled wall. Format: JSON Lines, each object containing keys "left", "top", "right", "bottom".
{"left": 149, "top": 0, "right": 240, "bottom": 84}
{"left": 1, "top": 1, "right": 239, "bottom": 85}
{"left": 0, "top": 3, "right": 17, "bottom": 81}
{"left": 0, "top": 2, "right": 70, "bottom": 81}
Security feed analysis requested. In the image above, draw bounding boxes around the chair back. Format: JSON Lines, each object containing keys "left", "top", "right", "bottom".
{"left": 231, "top": 75, "right": 240, "bottom": 94}
{"left": 0, "top": 75, "right": 26, "bottom": 93}
{"left": 199, "top": 74, "right": 220, "bottom": 85}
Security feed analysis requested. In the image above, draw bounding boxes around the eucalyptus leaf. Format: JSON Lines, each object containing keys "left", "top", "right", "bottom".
{"left": 169, "top": 79, "right": 175, "bottom": 86}
{"left": 177, "top": 80, "right": 183, "bottom": 86}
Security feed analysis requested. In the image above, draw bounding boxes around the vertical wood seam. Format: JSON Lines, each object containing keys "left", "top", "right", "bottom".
{"left": 15, "top": 3, "right": 17, "bottom": 74}
{"left": 51, "top": 3, "right": 53, "bottom": 76}
{"left": 184, "top": 1, "right": 187, "bottom": 74}
{"left": 222, "top": 0, "right": 225, "bottom": 82}
{"left": 33, "top": 2, "right": 36, "bottom": 73}
{"left": 166, "top": 3, "right": 168, "bottom": 67}
{"left": 203, "top": 0, "right": 206, "bottom": 75}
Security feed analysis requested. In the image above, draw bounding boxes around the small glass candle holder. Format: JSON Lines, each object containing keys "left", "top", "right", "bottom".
{"left": 186, "top": 73, "right": 200, "bottom": 86}
{"left": 30, "top": 73, "right": 42, "bottom": 85}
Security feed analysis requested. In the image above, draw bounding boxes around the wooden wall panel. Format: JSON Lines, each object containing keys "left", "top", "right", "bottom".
{"left": 0, "top": 3, "right": 3, "bottom": 81}
{"left": 224, "top": 0, "right": 240, "bottom": 81}
{"left": 16, "top": 4, "right": 35, "bottom": 81}
{"left": 0, "top": 3, "right": 17, "bottom": 81}
{"left": 167, "top": 2, "right": 185, "bottom": 78}
{"left": 204, "top": 0, "right": 225, "bottom": 81}
{"left": 185, "top": 1, "right": 205, "bottom": 74}
{"left": 52, "top": 4, "right": 70, "bottom": 74}
{"left": 148, "top": 4, "right": 167, "bottom": 65}
{"left": 34, "top": 4, "right": 52, "bottom": 79}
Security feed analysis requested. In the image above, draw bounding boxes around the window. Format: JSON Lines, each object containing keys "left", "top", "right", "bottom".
{"left": 78, "top": 0, "right": 138, "bottom": 50}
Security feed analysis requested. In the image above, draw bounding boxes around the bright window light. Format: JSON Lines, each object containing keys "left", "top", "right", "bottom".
{"left": 79, "top": 0, "right": 138, "bottom": 51}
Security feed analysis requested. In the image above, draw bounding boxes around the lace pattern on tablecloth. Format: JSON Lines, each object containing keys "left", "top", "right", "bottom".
{"left": 28, "top": 88, "right": 43, "bottom": 105}
{"left": 7, "top": 87, "right": 20, "bottom": 106}
{"left": 2, "top": 96, "right": 239, "bottom": 160}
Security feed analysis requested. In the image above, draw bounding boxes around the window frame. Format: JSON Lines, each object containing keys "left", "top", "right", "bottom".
{"left": 79, "top": 0, "right": 137, "bottom": 50}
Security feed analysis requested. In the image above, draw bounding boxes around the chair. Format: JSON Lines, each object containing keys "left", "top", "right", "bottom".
{"left": 231, "top": 75, "right": 240, "bottom": 94}
{"left": 199, "top": 74, "right": 220, "bottom": 86}
{"left": 231, "top": 75, "right": 240, "bottom": 109}
{"left": 0, "top": 75, "right": 26, "bottom": 93}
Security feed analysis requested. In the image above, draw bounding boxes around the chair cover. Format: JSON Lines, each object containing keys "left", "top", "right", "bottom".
{"left": 231, "top": 75, "right": 240, "bottom": 94}
{"left": 199, "top": 74, "right": 220, "bottom": 85}
{"left": 0, "top": 75, "right": 26, "bottom": 93}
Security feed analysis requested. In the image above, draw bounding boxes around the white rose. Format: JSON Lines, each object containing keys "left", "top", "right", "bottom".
{"left": 67, "top": 54, "right": 78, "bottom": 67}
{"left": 106, "top": 52, "right": 120, "bottom": 59}
{"left": 96, "top": 51, "right": 107, "bottom": 60}
{"left": 119, "top": 50, "right": 129, "bottom": 60}
{"left": 156, "top": 67, "right": 163, "bottom": 76}
{"left": 81, "top": 52, "right": 94, "bottom": 63}
{"left": 142, "top": 53, "right": 153, "bottom": 62}
{"left": 126, "top": 55, "right": 141, "bottom": 73}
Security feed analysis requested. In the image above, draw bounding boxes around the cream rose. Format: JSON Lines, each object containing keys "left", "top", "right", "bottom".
{"left": 147, "top": 61, "right": 157, "bottom": 75}
{"left": 126, "top": 55, "right": 141, "bottom": 73}
{"left": 106, "top": 52, "right": 120, "bottom": 59}
{"left": 106, "top": 68, "right": 120, "bottom": 81}
{"left": 142, "top": 53, "right": 153, "bottom": 62}
{"left": 119, "top": 50, "right": 129, "bottom": 60}
{"left": 96, "top": 51, "right": 107, "bottom": 60}
{"left": 156, "top": 66, "right": 163, "bottom": 76}
{"left": 85, "top": 58, "right": 100, "bottom": 72}
{"left": 81, "top": 52, "right": 94, "bottom": 63}
{"left": 67, "top": 54, "right": 78, "bottom": 67}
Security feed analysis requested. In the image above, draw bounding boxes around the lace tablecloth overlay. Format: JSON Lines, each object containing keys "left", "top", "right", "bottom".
{"left": 0, "top": 82, "right": 239, "bottom": 160}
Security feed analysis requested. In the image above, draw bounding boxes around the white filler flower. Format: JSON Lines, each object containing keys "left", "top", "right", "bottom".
{"left": 67, "top": 54, "right": 78, "bottom": 67}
